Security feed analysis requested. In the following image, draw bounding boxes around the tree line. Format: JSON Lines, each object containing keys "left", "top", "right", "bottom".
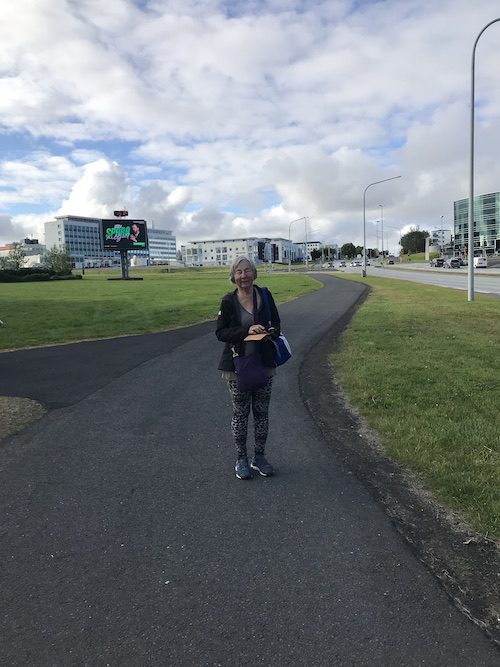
{"left": 336, "top": 229, "right": 430, "bottom": 259}
{"left": 0, "top": 245, "right": 73, "bottom": 273}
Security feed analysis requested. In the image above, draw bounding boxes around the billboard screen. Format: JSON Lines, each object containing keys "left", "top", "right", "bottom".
{"left": 101, "top": 219, "right": 148, "bottom": 250}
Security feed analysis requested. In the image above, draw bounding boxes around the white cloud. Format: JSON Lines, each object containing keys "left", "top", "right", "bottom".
{"left": 58, "top": 159, "right": 129, "bottom": 217}
{"left": 0, "top": 153, "right": 80, "bottom": 207}
{"left": 0, "top": 215, "right": 37, "bottom": 245}
{"left": 1, "top": 0, "right": 500, "bottom": 253}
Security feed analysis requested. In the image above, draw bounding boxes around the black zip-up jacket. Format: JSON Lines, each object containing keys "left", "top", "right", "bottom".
{"left": 215, "top": 285, "right": 281, "bottom": 372}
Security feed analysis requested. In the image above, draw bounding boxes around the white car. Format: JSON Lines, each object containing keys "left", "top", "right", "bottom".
{"left": 444, "top": 257, "right": 461, "bottom": 269}
{"left": 474, "top": 256, "right": 488, "bottom": 268}
{"left": 350, "top": 260, "right": 362, "bottom": 267}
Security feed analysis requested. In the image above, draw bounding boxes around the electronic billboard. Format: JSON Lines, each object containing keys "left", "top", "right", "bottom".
{"left": 101, "top": 219, "right": 148, "bottom": 250}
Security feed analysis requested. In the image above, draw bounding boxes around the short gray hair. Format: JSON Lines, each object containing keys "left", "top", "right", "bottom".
{"left": 229, "top": 256, "right": 258, "bottom": 284}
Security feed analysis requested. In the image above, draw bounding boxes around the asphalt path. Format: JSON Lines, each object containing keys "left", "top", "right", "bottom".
{"left": 1, "top": 275, "right": 498, "bottom": 666}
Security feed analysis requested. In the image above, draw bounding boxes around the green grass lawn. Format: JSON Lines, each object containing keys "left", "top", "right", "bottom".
{"left": 330, "top": 274, "right": 500, "bottom": 539}
{"left": 0, "top": 268, "right": 319, "bottom": 350}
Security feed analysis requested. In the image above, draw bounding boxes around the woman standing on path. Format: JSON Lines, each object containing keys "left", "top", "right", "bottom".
{"left": 216, "top": 257, "right": 281, "bottom": 480}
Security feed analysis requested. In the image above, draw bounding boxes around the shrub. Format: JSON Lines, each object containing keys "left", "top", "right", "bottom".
{"left": 20, "top": 273, "right": 51, "bottom": 282}
{"left": 0, "top": 267, "right": 77, "bottom": 282}
{"left": 50, "top": 274, "right": 82, "bottom": 280}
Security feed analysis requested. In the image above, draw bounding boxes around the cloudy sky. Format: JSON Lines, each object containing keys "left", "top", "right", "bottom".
{"left": 1, "top": 0, "right": 500, "bottom": 253}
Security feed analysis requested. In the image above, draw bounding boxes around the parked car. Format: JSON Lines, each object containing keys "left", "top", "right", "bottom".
{"left": 444, "top": 257, "right": 461, "bottom": 269}
{"left": 339, "top": 261, "right": 346, "bottom": 267}
{"left": 474, "top": 256, "right": 488, "bottom": 268}
{"left": 430, "top": 257, "right": 444, "bottom": 267}
{"left": 350, "top": 260, "right": 362, "bottom": 267}
{"left": 387, "top": 259, "right": 395, "bottom": 265}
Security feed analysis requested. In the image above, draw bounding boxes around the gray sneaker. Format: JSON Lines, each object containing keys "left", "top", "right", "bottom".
{"left": 250, "top": 454, "right": 274, "bottom": 476}
{"left": 235, "top": 456, "right": 252, "bottom": 480}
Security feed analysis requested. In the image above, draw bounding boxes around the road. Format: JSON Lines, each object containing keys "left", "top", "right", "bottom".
{"left": 341, "top": 263, "right": 500, "bottom": 296}
{"left": 1, "top": 275, "right": 498, "bottom": 666}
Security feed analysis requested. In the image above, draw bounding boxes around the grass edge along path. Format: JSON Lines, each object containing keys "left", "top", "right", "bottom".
{"left": 0, "top": 271, "right": 320, "bottom": 351}
{"left": 329, "top": 273, "right": 500, "bottom": 540}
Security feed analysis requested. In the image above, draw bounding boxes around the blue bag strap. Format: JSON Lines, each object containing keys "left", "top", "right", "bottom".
{"left": 259, "top": 287, "right": 272, "bottom": 327}
{"left": 252, "top": 287, "right": 259, "bottom": 324}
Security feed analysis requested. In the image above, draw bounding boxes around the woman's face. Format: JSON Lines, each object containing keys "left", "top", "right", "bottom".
{"left": 234, "top": 260, "right": 254, "bottom": 289}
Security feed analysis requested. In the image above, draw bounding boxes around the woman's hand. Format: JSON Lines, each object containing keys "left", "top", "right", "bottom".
{"left": 248, "top": 324, "right": 266, "bottom": 334}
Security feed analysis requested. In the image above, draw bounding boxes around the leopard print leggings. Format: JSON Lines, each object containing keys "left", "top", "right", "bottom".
{"left": 227, "top": 378, "right": 273, "bottom": 457}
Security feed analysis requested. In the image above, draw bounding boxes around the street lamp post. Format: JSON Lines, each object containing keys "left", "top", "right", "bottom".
{"left": 363, "top": 176, "right": 401, "bottom": 277}
{"left": 288, "top": 216, "right": 307, "bottom": 273}
{"left": 469, "top": 18, "right": 500, "bottom": 301}
{"left": 305, "top": 217, "right": 309, "bottom": 271}
{"left": 378, "top": 204, "right": 384, "bottom": 262}
{"left": 383, "top": 224, "right": 403, "bottom": 257}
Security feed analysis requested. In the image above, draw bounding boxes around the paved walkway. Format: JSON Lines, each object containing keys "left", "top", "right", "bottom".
{"left": 1, "top": 275, "right": 498, "bottom": 665}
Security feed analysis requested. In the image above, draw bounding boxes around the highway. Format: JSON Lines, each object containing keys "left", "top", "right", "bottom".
{"left": 342, "top": 263, "right": 500, "bottom": 297}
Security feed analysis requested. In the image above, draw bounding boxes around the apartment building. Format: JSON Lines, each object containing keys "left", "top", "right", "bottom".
{"left": 305, "top": 241, "right": 322, "bottom": 260}
{"left": 181, "top": 237, "right": 303, "bottom": 266}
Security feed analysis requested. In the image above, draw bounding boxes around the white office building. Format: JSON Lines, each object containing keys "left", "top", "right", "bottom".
{"left": 45, "top": 215, "right": 117, "bottom": 268}
{"left": 305, "top": 241, "right": 322, "bottom": 260}
{"left": 181, "top": 237, "right": 302, "bottom": 266}
{"left": 44, "top": 215, "right": 177, "bottom": 267}
{"left": 0, "top": 238, "right": 46, "bottom": 267}
{"left": 430, "top": 229, "right": 452, "bottom": 249}
{"left": 147, "top": 228, "right": 177, "bottom": 264}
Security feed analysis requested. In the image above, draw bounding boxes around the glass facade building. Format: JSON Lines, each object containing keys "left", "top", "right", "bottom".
{"left": 454, "top": 192, "right": 500, "bottom": 255}
{"left": 148, "top": 228, "right": 177, "bottom": 263}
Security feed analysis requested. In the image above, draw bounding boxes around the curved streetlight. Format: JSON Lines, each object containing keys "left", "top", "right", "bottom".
{"left": 469, "top": 18, "right": 500, "bottom": 301}
{"left": 288, "top": 216, "right": 307, "bottom": 273}
{"left": 363, "top": 176, "right": 401, "bottom": 277}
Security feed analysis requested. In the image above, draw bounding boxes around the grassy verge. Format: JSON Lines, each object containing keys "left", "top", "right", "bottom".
{"left": 0, "top": 268, "right": 319, "bottom": 350}
{"left": 330, "top": 274, "right": 500, "bottom": 538}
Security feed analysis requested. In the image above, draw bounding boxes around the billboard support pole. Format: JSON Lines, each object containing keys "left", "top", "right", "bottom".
{"left": 120, "top": 250, "right": 129, "bottom": 279}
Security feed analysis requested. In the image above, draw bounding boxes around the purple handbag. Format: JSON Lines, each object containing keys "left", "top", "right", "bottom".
{"left": 233, "top": 352, "right": 268, "bottom": 392}
{"left": 233, "top": 288, "right": 268, "bottom": 392}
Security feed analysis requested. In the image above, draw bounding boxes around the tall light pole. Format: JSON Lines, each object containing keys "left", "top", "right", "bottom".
{"left": 469, "top": 18, "right": 500, "bottom": 301}
{"left": 378, "top": 204, "right": 384, "bottom": 262}
{"left": 288, "top": 216, "right": 307, "bottom": 273}
{"left": 362, "top": 176, "right": 401, "bottom": 277}
{"left": 305, "top": 217, "right": 309, "bottom": 270}
{"left": 383, "top": 224, "right": 403, "bottom": 256}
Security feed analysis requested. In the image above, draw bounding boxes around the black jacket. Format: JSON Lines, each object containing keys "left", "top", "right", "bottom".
{"left": 216, "top": 286, "right": 281, "bottom": 371}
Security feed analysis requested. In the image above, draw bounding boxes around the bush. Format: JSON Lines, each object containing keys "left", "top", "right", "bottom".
{"left": 50, "top": 274, "right": 82, "bottom": 280}
{"left": 0, "top": 267, "right": 77, "bottom": 282}
{"left": 20, "top": 273, "right": 52, "bottom": 282}
{"left": 44, "top": 247, "right": 73, "bottom": 274}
